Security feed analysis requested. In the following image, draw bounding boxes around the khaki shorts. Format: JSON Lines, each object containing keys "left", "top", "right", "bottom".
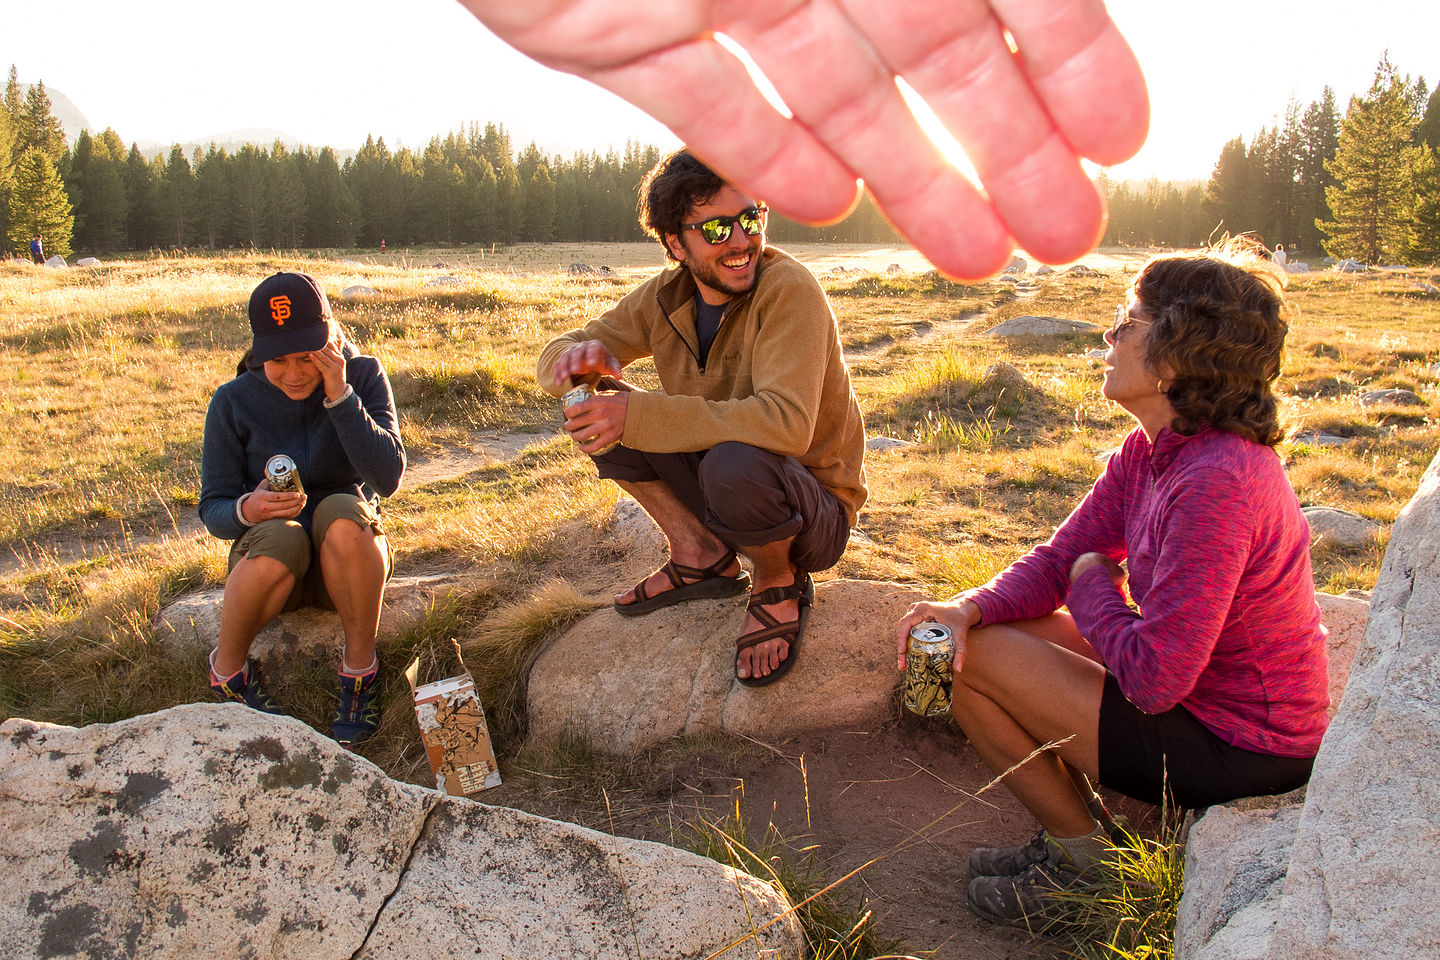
{"left": 227, "top": 493, "right": 393, "bottom": 612}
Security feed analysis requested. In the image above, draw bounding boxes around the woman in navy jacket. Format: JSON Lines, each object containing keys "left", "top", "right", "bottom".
{"left": 199, "top": 272, "right": 404, "bottom": 747}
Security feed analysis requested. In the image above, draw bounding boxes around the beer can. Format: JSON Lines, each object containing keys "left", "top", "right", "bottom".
{"left": 904, "top": 622, "right": 955, "bottom": 717}
{"left": 264, "top": 454, "right": 304, "bottom": 494}
{"left": 561, "top": 383, "right": 617, "bottom": 454}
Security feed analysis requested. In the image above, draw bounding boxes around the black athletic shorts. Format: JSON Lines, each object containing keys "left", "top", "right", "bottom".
{"left": 1097, "top": 673, "right": 1315, "bottom": 809}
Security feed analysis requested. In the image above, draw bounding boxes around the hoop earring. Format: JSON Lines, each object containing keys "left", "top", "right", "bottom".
{"left": 1156, "top": 378, "right": 1166, "bottom": 394}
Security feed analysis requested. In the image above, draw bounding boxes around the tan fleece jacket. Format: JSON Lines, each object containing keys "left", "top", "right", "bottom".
{"left": 537, "top": 247, "right": 867, "bottom": 525}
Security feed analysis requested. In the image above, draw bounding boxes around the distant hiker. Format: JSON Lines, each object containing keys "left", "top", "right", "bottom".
{"left": 199, "top": 271, "right": 406, "bottom": 747}
{"left": 898, "top": 239, "right": 1327, "bottom": 929}
{"left": 380, "top": 239, "right": 386, "bottom": 253}
{"left": 30, "top": 236, "right": 43, "bottom": 264}
{"left": 537, "top": 149, "right": 867, "bottom": 686}
{"left": 1273, "top": 243, "right": 1288, "bottom": 268}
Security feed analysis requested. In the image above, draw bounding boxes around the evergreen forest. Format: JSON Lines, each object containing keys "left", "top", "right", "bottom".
{"left": 3, "top": 56, "right": 1438, "bottom": 264}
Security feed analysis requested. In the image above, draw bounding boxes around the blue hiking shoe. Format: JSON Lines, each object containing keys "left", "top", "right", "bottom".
{"left": 210, "top": 658, "right": 286, "bottom": 715}
{"left": 330, "top": 666, "right": 380, "bottom": 748}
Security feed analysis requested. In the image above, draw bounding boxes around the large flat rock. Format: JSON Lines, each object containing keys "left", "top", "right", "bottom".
{"left": 0, "top": 704, "right": 802, "bottom": 960}
{"left": 527, "top": 579, "right": 924, "bottom": 753}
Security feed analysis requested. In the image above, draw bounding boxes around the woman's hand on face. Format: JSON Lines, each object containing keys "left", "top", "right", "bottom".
{"left": 1070, "top": 552, "right": 1126, "bottom": 587}
{"left": 241, "top": 479, "right": 306, "bottom": 523}
{"left": 894, "top": 598, "right": 981, "bottom": 674}
{"left": 309, "top": 339, "right": 348, "bottom": 402}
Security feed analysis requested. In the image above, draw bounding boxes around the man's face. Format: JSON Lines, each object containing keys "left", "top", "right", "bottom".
{"left": 665, "top": 185, "right": 765, "bottom": 306}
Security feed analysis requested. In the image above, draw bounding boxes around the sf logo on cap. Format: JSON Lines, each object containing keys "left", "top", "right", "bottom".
{"left": 269, "top": 295, "right": 292, "bottom": 324}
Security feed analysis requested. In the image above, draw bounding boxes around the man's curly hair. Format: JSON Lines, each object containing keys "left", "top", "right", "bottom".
{"left": 637, "top": 150, "right": 727, "bottom": 262}
{"left": 1134, "top": 239, "right": 1290, "bottom": 446}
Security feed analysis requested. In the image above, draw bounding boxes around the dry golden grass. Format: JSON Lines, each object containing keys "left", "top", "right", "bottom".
{"left": 2, "top": 247, "right": 1436, "bottom": 756}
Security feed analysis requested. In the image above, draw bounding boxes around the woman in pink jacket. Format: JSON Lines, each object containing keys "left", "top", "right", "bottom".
{"left": 896, "top": 241, "right": 1329, "bottom": 928}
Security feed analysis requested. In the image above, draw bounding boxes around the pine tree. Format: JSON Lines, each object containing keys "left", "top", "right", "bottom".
{"left": 1295, "top": 87, "right": 1341, "bottom": 250}
{"left": 1417, "top": 88, "right": 1440, "bottom": 150}
{"left": 1203, "top": 136, "right": 1252, "bottom": 235}
{"left": 161, "top": 144, "right": 194, "bottom": 247}
{"left": 524, "top": 162, "right": 557, "bottom": 241}
{"left": 1410, "top": 147, "right": 1440, "bottom": 264}
{"left": 124, "top": 144, "right": 159, "bottom": 249}
{"left": 8, "top": 147, "right": 74, "bottom": 257}
{"left": 15, "top": 82, "right": 66, "bottom": 165}
{"left": 267, "top": 142, "right": 307, "bottom": 248}
{"left": 1319, "top": 58, "right": 1422, "bottom": 263}
{"left": 193, "top": 145, "right": 232, "bottom": 248}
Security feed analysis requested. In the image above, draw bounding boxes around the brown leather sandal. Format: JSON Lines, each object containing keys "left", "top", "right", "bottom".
{"left": 613, "top": 549, "right": 750, "bottom": 618}
{"left": 735, "top": 572, "right": 813, "bottom": 687}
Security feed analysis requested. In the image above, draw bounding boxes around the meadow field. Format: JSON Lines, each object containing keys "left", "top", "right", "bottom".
{"left": 2, "top": 243, "right": 1437, "bottom": 957}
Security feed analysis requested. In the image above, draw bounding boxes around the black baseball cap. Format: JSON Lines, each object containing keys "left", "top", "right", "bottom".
{"left": 248, "top": 272, "right": 332, "bottom": 363}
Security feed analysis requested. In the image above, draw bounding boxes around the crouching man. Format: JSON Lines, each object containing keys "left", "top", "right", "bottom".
{"left": 537, "top": 150, "right": 867, "bottom": 685}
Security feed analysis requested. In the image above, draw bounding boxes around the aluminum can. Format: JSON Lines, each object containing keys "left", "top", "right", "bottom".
{"left": 264, "top": 454, "right": 304, "bottom": 494}
{"left": 904, "top": 622, "right": 955, "bottom": 717}
{"left": 562, "top": 383, "right": 618, "bottom": 454}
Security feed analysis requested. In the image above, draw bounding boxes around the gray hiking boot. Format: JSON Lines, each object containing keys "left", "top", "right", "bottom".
{"left": 966, "top": 857, "right": 1089, "bottom": 930}
{"left": 969, "top": 829, "right": 1066, "bottom": 878}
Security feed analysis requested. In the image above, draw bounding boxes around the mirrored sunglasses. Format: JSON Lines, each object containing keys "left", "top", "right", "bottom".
{"left": 681, "top": 205, "right": 768, "bottom": 245}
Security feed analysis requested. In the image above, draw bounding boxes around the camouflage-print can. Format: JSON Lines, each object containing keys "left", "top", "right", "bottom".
{"left": 562, "top": 383, "right": 618, "bottom": 454}
{"left": 264, "top": 454, "right": 304, "bottom": 494}
{"left": 904, "top": 622, "right": 954, "bottom": 717}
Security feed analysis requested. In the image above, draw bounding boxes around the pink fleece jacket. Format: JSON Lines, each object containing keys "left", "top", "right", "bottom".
{"left": 967, "top": 426, "right": 1329, "bottom": 758}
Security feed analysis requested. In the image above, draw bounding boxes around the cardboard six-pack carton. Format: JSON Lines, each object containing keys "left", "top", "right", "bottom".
{"left": 404, "top": 642, "right": 501, "bottom": 797}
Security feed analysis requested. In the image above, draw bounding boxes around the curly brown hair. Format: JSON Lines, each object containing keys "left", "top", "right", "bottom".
{"left": 1134, "top": 239, "right": 1290, "bottom": 446}
{"left": 636, "top": 150, "right": 727, "bottom": 262}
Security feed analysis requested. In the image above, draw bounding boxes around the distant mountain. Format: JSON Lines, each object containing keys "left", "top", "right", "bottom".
{"left": 133, "top": 129, "right": 307, "bottom": 160}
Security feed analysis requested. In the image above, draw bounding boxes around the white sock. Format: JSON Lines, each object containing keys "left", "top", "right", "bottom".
{"left": 1049, "top": 822, "right": 1108, "bottom": 869}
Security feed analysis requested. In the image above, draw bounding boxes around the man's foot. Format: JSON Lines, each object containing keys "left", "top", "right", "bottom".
{"left": 210, "top": 655, "right": 286, "bottom": 715}
{"left": 331, "top": 662, "right": 380, "bottom": 748}
{"left": 613, "top": 549, "right": 749, "bottom": 618}
{"left": 735, "top": 572, "right": 813, "bottom": 686}
{"left": 966, "top": 858, "right": 1090, "bottom": 931}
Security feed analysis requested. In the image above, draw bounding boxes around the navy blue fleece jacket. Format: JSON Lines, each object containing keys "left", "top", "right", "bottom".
{"left": 199, "top": 342, "right": 405, "bottom": 541}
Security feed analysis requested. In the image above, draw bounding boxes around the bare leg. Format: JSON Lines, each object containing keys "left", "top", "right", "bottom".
{"left": 613, "top": 479, "right": 740, "bottom": 603}
{"left": 320, "top": 520, "right": 388, "bottom": 671}
{"left": 215, "top": 555, "right": 295, "bottom": 677}
{"left": 951, "top": 621, "right": 1107, "bottom": 838}
{"left": 734, "top": 536, "right": 799, "bottom": 681}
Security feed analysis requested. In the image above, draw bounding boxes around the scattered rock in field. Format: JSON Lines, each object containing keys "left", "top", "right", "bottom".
{"left": 1035, "top": 264, "right": 1054, "bottom": 276}
{"left": 1302, "top": 506, "right": 1380, "bottom": 547}
{"left": 76, "top": 257, "right": 100, "bottom": 267}
{"left": 432, "top": 261, "right": 449, "bottom": 269}
{"left": 1411, "top": 282, "right": 1439, "bottom": 297}
{"left": 342, "top": 285, "right": 379, "bottom": 298}
{"left": 848, "top": 527, "right": 876, "bottom": 545}
{"left": 567, "top": 262, "right": 597, "bottom": 275}
{"left": 1358, "top": 388, "right": 1424, "bottom": 407}
{"left": 1333, "top": 258, "right": 1366, "bottom": 273}
{"left": 996, "top": 273, "right": 1021, "bottom": 284}
{"left": 1083, "top": 348, "right": 1107, "bottom": 360}
{"left": 340, "top": 258, "right": 363, "bottom": 266}
{"left": 887, "top": 263, "right": 903, "bottom": 274}
{"left": 1004, "top": 255, "right": 1027, "bottom": 274}
{"left": 607, "top": 495, "right": 666, "bottom": 556}
{"left": 425, "top": 275, "right": 462, "bottom": 287}
{"left": 865, "top": 436, "right": 915, "bottom": 453}
{"left": 0, "top": 705, "right": 802, "bottom": 960}
{"left": 44, "top": 255, "right": 66, "bottom": 269}
{"left": 153, "top": 574, "right": 462, "bottom": 662}
{"left": 1287, "top": 262, "right": 1310, "bottom": 273}
{"left": 984, "top": 315, "right": 1103, "bottom": 337}
{"left": 1064, "top": 264, "right": 1102, "bottom": 277}
{"left": 982, "top": 361, "right": 1032, "bottom": 393}
{"left": 1287, "top": 431, "right": 1349, "bottom": 447}
{"left": 597, "top": 265, "right": 619, "bottom": 278}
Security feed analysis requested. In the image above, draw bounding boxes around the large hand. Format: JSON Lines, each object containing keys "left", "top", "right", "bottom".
{"left": 456, "top": 0, "right": 1148, "bottom": 278}
{"left": 552, "top": 340, "right": 624, "bottom": 389}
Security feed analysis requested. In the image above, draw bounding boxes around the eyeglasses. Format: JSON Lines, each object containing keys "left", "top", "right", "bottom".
{"left": 1110, "top": 305, "right": 1152, "bottom": 340}
{"left": 680, "top": 205, "right": 768, "bottom": 245}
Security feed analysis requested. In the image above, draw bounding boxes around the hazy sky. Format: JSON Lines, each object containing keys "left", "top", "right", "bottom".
{"left": 3, "top": 0, "right": 1435, "bottom": 183}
